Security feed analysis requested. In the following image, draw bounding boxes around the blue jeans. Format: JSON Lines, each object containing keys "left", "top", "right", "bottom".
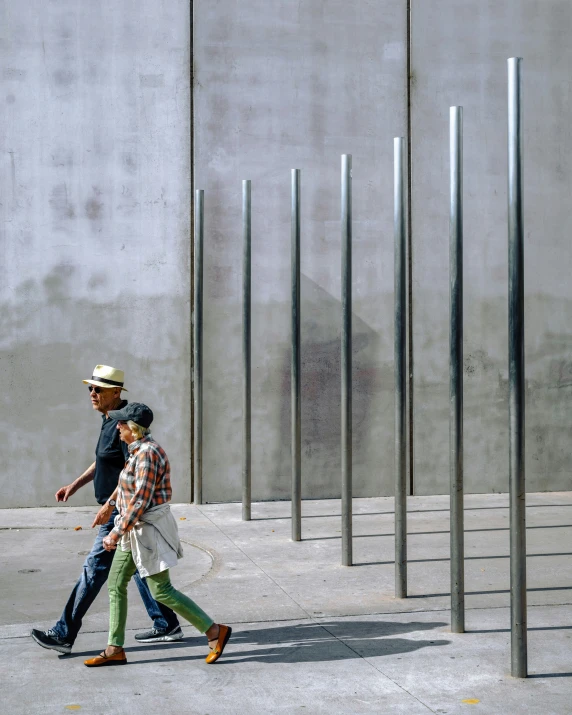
{"left": 52, "top": 509, "right": 179, "bottom": 645}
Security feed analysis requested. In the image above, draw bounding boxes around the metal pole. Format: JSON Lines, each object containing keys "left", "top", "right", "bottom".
{"left": 242, "top": 180, "right": 252, "bottom": 521}
{"left": 449, "top": 107, "right": 465, "bottom": 632}
{"left": 394, "top": 138, "right": 407, "bottom": 598}
{"left": 508, "top": 57, "right": 527, "bottom": 678}
{"left": 193, "top": 189, "right": 204, "bottom": 505}
{"left": 291, "top": 170, "right": 302, "bottom": 541}
{"left": 341, "top": 154, "right": 353, "bottom": 566}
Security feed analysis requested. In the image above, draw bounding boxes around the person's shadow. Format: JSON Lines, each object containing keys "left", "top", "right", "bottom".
{"left": 69, "top": 619, "right": 450, "bottom": 665}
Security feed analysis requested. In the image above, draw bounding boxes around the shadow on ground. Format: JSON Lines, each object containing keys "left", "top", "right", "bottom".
{"left": 65, "top": 619, "right": 450, "bottom": 666}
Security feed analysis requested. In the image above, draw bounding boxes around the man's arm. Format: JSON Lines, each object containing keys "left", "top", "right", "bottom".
{"left": 55, "top": 461, "right": 96, "bottom": 502}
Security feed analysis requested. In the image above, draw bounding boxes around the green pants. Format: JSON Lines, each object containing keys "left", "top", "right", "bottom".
{"left": 108, "top": 547, "right": 214, "bottom": 647}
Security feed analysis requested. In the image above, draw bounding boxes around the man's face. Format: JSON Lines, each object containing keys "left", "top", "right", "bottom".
{"left": 88, "top": 385, "right": 121, "bottom": 414}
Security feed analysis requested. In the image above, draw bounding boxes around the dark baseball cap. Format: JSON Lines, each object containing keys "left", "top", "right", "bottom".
{"left": 108, "top": 402, "right": 154, "bottom": 428}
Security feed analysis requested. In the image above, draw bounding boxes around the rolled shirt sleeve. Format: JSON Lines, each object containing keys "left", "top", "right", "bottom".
{"left": 110, "top": 447, "right": 160, "bottom": 540}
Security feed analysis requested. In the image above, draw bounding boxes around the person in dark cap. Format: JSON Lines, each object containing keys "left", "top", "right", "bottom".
{"left": 84, "top": 402, "right": 232, "bottom": 667}
{"left": 31, "top": 366, "right": 182, "bottom": 655}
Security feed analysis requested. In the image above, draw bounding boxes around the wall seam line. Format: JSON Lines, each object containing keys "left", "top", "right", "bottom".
{"left": 190, "top": 0, "right": 195, "bottom": 504}
{"left": 406, "top": 0, "right": 414, "bottom": 497}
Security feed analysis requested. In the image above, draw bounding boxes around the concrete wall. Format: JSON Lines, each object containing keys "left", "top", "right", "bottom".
{"left": 194, "top": 1, "right": 407, "bottom": 502}
{"left": 0, "top": 1, "right": 191, "bottom": 507}
{"left": 3, "top": 1, "right": 570, "bottom": 507}
{"left": 411, "top": 0, "right": 572, "bottom": 494}
{"left": 197, "top": 0, "right": 572, "bottom": 501}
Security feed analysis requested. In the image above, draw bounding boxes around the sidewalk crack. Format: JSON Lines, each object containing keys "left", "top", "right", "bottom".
{"left": 318, "top": 621, "right": 438, "bottom": 714}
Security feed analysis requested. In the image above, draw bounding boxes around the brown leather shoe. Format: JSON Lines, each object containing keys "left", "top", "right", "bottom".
{"left": 205, "top": 624, "right": 232, "bottom": 664}
{"left": 84, "top": 649, "right": 127, "bottom": 667}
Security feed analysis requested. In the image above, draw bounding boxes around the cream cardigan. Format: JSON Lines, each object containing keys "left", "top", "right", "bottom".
{"left": 118, "top": 502, "right": 184, "bottom": 577}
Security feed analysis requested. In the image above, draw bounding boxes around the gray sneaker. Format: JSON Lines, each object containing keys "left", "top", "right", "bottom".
{"left": 31, "top": 628, "right": 72, "bottom": 655}
{"left": 135, "top": 626, "right": 184, "bottom": 643}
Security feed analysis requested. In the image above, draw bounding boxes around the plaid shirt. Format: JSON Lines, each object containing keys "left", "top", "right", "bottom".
{"left": 110, "top": 436, "right": 171, "bottom": 540}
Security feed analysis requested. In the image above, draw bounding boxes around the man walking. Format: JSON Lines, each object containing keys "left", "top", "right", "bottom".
{"left": 31, "top": 365, "right": 183, "bottom": 654}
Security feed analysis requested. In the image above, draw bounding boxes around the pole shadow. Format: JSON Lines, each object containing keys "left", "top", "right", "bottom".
{"left": 303, "top": 523, "right": 572, "bottom": 541}
{"left": 468, "top": 625, "right": 572, "bottom": 634}
{"left": 250, "top": 503, "right": 572, "bottom": 522}
{"left": 408, "top": 585, "right": 572, "bottom": 599}
{"left": 357, "top": 551, "right": 572, "bottom": 566}
{"left": 276, "top": 275, "right": 391, "bottom": 500}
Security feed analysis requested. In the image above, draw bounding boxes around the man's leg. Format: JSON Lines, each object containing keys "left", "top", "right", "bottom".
{"left": 32, "top": 510, "right": 117, "bottom": 651}
{"left": 133, "top": 570, "right": 182, "bottom": 641}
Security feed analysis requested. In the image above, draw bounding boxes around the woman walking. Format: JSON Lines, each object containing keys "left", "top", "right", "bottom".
{"left": 84, "top": 402, "right": 231, "bottom": 667}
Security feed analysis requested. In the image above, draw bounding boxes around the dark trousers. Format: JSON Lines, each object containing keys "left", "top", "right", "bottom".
{"left": 52, "top": 509, "right": 179, "bottom": 644}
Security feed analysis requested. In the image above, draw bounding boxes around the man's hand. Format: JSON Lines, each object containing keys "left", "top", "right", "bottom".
{"left": 92, "top": 503, "right": 114, "bottom": 528}
{"left": 102, "top": 535, "right": 118, "bottom": 552}
{"left": 55, "top": 484, "right": 76, "bottom": 502}
{"left": 56, "top": 463, "right": 96, "bottom": 503}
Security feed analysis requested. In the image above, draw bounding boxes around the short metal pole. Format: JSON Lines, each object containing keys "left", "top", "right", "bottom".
{"left": 291, "top": 170, "right": 302, "bottom": 541}
{"left": 394, "top": 138, "right": 407, "bottom": 598}
{"left": 341, "top": 154, "right": 353, "bottom": 566}
{"left": 449, "top": 107, "right": 465, "bottom": 632}
{"left": 508, "top": 57, "right": 527, "bottom": 678}
{"left": 193, "top": 189, "right": 204, "bottom": 505}
{"left": 242, "top": 180, "right": 252, "bottom": 521}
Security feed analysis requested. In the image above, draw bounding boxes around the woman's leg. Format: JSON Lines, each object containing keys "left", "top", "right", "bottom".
{"left": 107, "top": 548, "right": 137, "bottom": 648}
{"left": 146, "top": 570, "right": 214, "bottom": 634}
{"left": 147, "top": 571, "right": 232, "bottom": 663}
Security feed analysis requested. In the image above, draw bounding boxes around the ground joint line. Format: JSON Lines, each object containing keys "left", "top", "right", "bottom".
{"left": 197, "top": 506, "right": 314, "bottom": 620}
{"left": 318, "top": 621, "right": 438, "bottom": 714}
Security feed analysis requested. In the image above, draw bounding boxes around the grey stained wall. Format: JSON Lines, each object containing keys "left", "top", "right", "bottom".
{"left": 196, "top": 0, "right": 572, "bottom": 501}
{"left": 0, "top": 0, "right": 191, "bottom": 507}
{"left": 194, "top": 1, "right": 407, "bottom": 502}
{"left": 2, "top": 1, "right": 571, "bottom": 508}
{"left": 411, "top": 0, "right": 572, "bottom": 494}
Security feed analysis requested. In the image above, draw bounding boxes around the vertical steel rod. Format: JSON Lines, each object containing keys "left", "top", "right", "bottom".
{"left": 341, "top": 154, "right": 353, "bottom": 566}
{"left": 449, "top": 107, "right": 465, "bottom": 633}
{"left": 508, "top": 57, "right": 527, "bottom": 678}
{"left": 242, "top": 180, "right": 252, "bottom": 521}
{"left": 291, "top": 170, "right": 302, "bottom": 541}
{"left": 193, "top": 189, "right": 204, "bottom": 505}
{"left": 394, "top": 138, "right": 407, "bottom": 598}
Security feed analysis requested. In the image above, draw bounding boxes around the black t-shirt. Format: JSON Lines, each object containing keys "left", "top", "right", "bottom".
{"left": 94, "top": 400, "right": 130, "bottom": 504}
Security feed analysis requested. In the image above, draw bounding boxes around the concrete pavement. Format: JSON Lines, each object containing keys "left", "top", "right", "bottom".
{"left": 1, "top": 493, "right": 572, "bottom": 713}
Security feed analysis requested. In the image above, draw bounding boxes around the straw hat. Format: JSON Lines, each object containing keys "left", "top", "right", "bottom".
{"left": 83, "top": 365, "right": 128, "bottom": 392}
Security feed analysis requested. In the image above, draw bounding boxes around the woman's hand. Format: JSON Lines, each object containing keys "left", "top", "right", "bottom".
{"left": 102, "top": 535, "right": 118, "bottom": 552}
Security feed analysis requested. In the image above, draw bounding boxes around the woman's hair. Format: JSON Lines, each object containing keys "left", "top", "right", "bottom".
{"left": 127, "top": 420, "right": 151, "bottom": 440}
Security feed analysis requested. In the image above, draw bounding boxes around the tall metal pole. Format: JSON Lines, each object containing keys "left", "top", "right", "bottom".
{"left": 193, "top": 189, "right": 204, "bottom": 505}
{"left": 508, "top": 57, "right": 527, "bottom": 678}
{"left": 291, "top": 170, "right": 302, "bottom": 541}
{"left": 449, "top": 107, "right": 465, "bottom": 632}
{"left": 242, "top": 179, "right": 252, "bottom": 521}
{"left": 394, "top": 138, "right": 407, "bottom": 598}
{"left": 341, "top": 154, "right": 353, "bottom": 566}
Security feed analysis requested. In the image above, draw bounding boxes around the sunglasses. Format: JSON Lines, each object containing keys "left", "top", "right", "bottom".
{"left": 88, "top": 385, "right": 103, "bottom": 393}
